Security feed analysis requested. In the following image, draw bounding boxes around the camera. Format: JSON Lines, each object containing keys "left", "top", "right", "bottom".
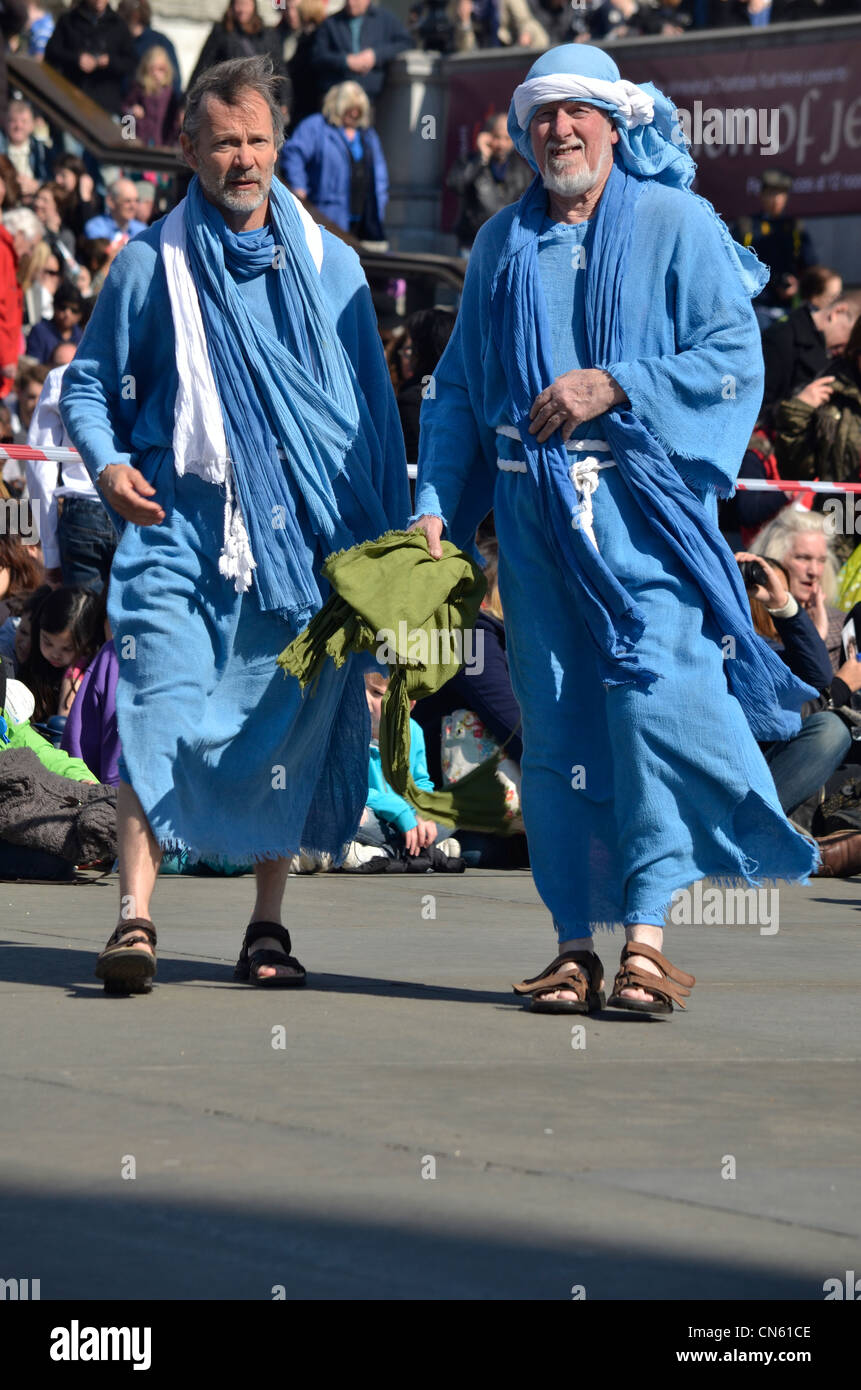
{"left": 739, "top": 559, "right": 769, "bottom": 591}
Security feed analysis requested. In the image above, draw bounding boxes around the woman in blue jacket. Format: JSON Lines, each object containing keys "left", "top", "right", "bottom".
{"left": 280, "top": 80, "right": 388, "bottom": 242}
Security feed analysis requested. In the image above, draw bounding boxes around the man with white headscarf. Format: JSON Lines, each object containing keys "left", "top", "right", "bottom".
{"left": 411, "top": 44, "right": 818, "bottom": 1016}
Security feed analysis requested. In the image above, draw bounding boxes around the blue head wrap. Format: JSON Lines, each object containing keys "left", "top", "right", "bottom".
{"left": 507, "top": 43, "right": 767, "bottom": 297}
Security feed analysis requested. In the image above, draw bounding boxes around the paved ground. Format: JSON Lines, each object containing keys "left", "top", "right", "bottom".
{"left": 1, "top": 868, "right": 859, "bottom": 1300}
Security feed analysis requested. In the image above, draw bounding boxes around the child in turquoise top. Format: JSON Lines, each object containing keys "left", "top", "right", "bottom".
{"left": 344, "top": 670, "right": 461, "bottom": 870}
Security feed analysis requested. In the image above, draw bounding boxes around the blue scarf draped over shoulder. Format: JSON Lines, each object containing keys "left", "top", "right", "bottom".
{"left": 184, "top": 175, "right": 389, "bottom": 630}
{"left": 488, "top": 163, "right": 814, "bottom": 742}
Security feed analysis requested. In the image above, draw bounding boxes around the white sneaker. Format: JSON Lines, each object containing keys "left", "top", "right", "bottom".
{"left": 287, "top": 850, "right": 332, "bottom": 874}
{"left": 436, "top": 837, "right": 461, "bottom": 859}
{"left": 342, "top": 841, "right": 388, "bottom": 870}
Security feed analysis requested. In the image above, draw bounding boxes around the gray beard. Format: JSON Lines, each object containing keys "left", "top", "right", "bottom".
{"left": 198, "top": 167, "right": 270, "bottom": 215}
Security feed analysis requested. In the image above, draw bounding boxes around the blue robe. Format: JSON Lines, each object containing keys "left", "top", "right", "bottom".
{"left": 60, "top": 220, "right": 409, "bottom": 863}
{"left": 415, "top": 180, "right": 815, "bottom": 935}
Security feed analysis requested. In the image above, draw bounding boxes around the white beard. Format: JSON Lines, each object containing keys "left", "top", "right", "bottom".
{"left": 541, "top": 127, "right": 612, "bottom": 197}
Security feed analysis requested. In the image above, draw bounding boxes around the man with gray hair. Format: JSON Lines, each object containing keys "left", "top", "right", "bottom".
{"left": 83, "top": 177, "right": 147, "bottom": 242}
{"left": 60, "top": 55, "right": 409, "bottom": 994}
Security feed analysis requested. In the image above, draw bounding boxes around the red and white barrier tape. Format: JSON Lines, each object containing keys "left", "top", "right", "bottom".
{"left": 735, "top": 479, "right": 861, "bottom": 494}
{"left": 2, "top": 447, "right": 853, "bottom": 493}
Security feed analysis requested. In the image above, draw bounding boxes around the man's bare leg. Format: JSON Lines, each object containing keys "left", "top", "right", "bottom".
{"left": 247, "top": 856, "right": 302, "bottom": 980}
{"left": 111, "top": 780, "right": 162, "bottom": 958}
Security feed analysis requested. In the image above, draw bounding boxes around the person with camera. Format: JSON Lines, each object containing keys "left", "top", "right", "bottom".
{"left": 736, "top": 550, "right": 861, "bottom": 875}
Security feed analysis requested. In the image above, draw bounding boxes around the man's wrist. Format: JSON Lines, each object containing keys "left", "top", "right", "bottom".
{"left": 599, "top": 370, "right": 628, "bottom": 408}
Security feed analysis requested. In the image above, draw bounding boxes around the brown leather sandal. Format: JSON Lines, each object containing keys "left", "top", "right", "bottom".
{"left": 512, "top": 950, "right": 605, "bottom": 1015}
{"left": 94, "top": 918, "right": 157, "bottom": 994}
{"left": 607, "top": 941, "right": 695, "bottom": 1016}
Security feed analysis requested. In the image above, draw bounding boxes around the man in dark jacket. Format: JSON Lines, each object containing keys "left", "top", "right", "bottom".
{"left": 0, "top": 0, "right": 27, "bottom": 129}
{"left": 311, "top": 0, "right": 410, "bottom": 104}
{"left": 731, "top": 170, "right": 817, "bottom": 328}
{"left": 446, "top": 112, "right": 531, "bottom": 252}
{"left": 761, "top": 267, "right": 852, "bottom": 426}
{"left": 45, "top": 0, "right": 137, "bottom": 118}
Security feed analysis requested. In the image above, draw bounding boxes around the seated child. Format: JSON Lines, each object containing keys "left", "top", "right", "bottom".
{"left": 0, "top": 658, "right": 99, "bottom": 880}
{"left": 16, "top": 584, "right": 102, "bottom": 736}
{"left": 342, "top": 671, "right": 463, "bottom": 872}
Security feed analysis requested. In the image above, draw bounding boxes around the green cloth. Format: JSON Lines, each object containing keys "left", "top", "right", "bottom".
{"left": 1, "top": 707, "right": 96, "bottom": 783}
{"left": 279, "top": 530, "right": 515, "bottom": 832}
{"left": 837, "top": 545, "right": 861, "bottom": 613}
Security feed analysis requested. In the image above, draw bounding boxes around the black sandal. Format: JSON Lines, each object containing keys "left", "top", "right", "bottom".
{"left": 234, "top": 921, "right": 306, "bottom": 988}
{"left": 95, "top": 918, "right": 157, "bottom": 994}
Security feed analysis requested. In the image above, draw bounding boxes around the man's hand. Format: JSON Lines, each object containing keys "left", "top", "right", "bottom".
{"left": 796, "top": 376, "right": 835, "bottom": 409}
{"left": 79, "top": 53, "right": 97, "bottom": 72}
{"left": 404, "top": 825, "right": 421, "bottom": 855}
{"left": 407, "top": 514, "right": 444, "bottom": 559}
{"left": 529, "top": 368, "right": 628, "bottom": 444}
{"left": 98, "top": 464, "right": 165, "bottom": 525}
{"left": 475, "top": 130, "right": 493, "bottom": 163}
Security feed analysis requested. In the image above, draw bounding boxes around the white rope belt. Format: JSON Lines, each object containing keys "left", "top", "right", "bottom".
{"left": 495, "top": 427, "right": 616, "bottom": 549}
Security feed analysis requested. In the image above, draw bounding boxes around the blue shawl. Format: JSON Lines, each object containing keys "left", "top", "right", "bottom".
{"left": 185, "top": 175, "right": 386, "bottom": 628}
{"left": 489, "top": 164, "right": 815, "bottom": 741}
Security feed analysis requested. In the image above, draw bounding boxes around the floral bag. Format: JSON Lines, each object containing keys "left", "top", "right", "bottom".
{"left": 440, "top": 709, "right": 523, "bottom": 832}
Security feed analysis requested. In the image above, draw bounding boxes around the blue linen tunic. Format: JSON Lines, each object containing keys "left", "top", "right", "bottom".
{"left": 60, "top": 219, "right": 410, "bottom": 863}
{"left": 415, "top": 181, "right": 815, "bottom": 935}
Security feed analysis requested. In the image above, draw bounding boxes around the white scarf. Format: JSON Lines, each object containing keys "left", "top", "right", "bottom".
{"left": 512, "top": 75, "right": 655, "bottom": 132}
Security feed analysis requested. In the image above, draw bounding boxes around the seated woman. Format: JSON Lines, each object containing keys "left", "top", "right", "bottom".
{"left": 750, "top": 506, "right": 845, "bottom": 672}
{"left": 736, "top": 552, "right": 861, "bottom": 863}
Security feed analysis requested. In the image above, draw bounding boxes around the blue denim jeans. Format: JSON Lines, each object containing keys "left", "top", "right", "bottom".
{"left": 764, "top": 710, "right": 851, "bottom": 816}
{"left": 356, "top": 809, "right": 454, "bottom": 856}
{"left": 58, "top": 496, "right": 118, "bottom": 591}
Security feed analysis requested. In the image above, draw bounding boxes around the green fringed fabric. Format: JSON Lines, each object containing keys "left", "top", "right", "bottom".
{"left": 278, "top": 530, "right": 515, "bottom": 833}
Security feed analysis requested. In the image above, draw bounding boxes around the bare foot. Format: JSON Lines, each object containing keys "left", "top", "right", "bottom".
{"left": 532, "top": 954, "right": 604, "bottom": 1006}
{"left": 618, "top": 953, "right": 663, "bottom": 1002}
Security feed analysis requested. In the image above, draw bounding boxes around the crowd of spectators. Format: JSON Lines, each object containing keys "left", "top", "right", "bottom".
{"left": 2, "top": 0, "right": 861, "bottom": 881}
